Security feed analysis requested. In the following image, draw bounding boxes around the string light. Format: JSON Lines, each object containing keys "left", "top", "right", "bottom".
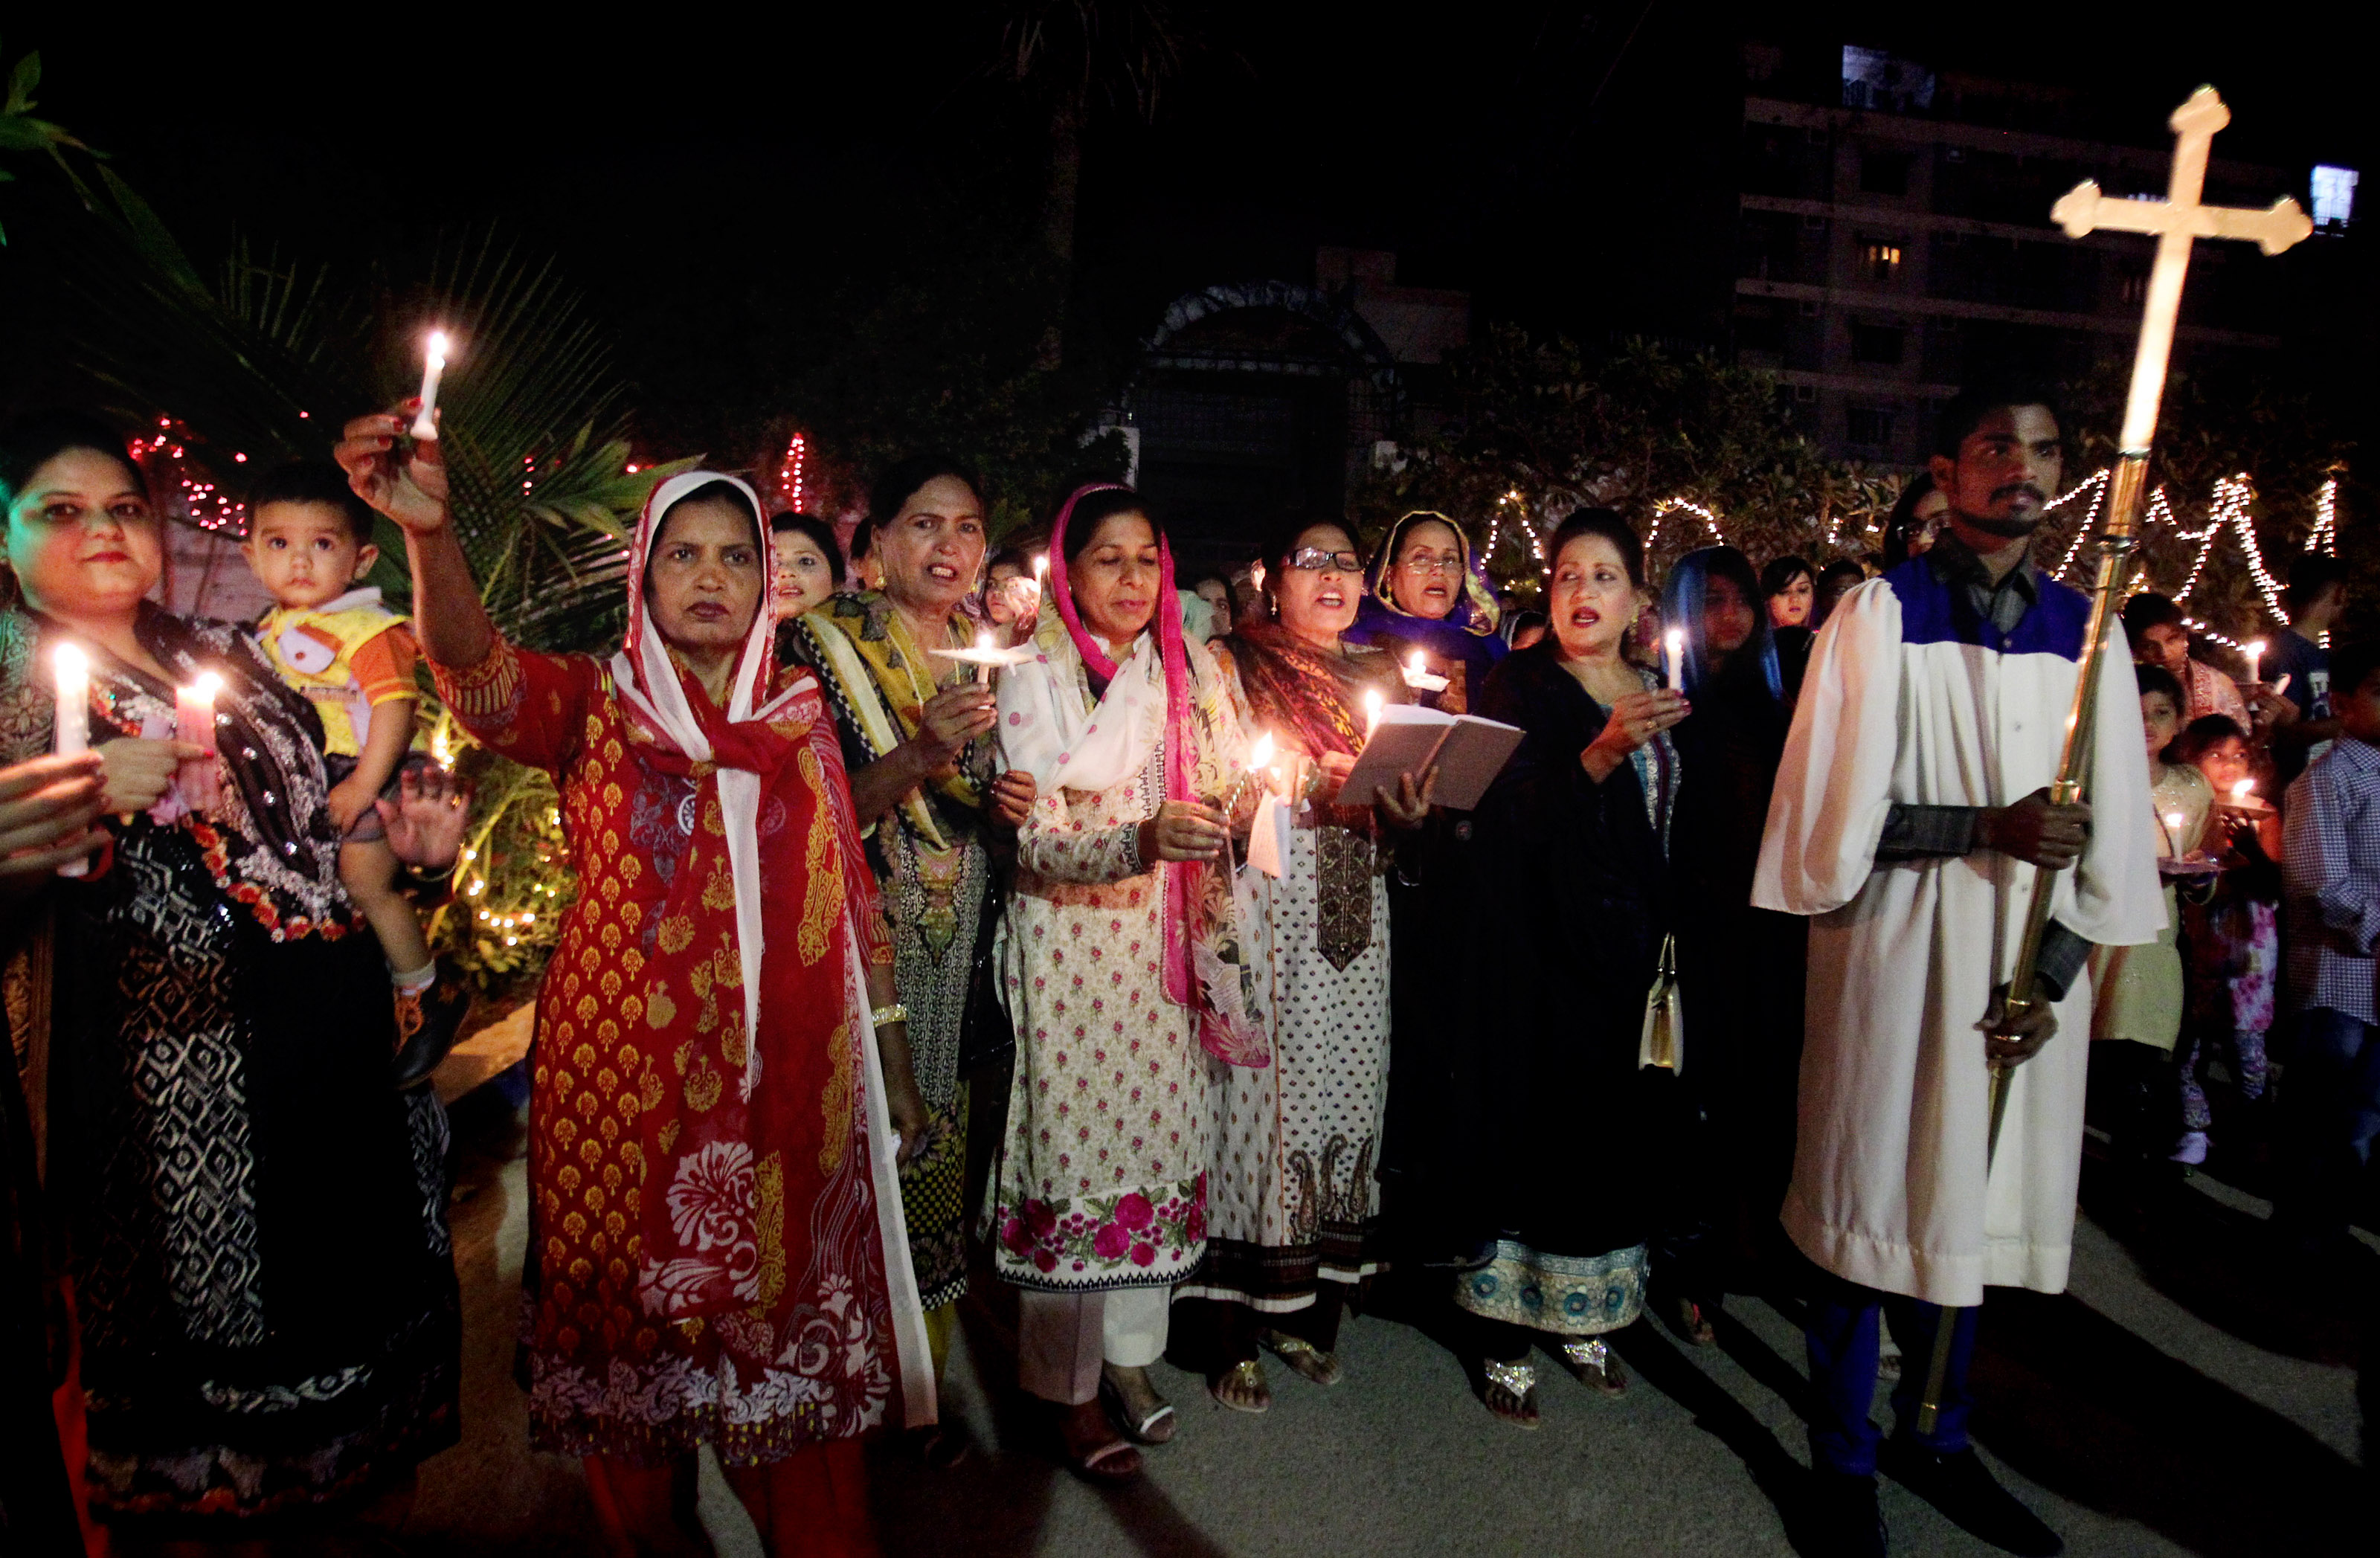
{"left": 2050, "top": 469, "right": 2112, "bottom": 579}
{"left": 779, "top": 432, "right": 808, "bottom": 512}
{"left": 2304, "top": 481, "right": 2335, "bottom": 553}
{"left": 1647, "top": 497, "right": 1726, "bottom": 548}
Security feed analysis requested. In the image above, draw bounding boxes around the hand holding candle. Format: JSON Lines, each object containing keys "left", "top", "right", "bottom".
{"left": 54, "top": 645, "right": 91, "bottom": 877}
{"left": 411, "top": 330, "right": 450, "bottom": 441}
{"left": 1401, "top": 651, "right": 1449, "bottom": 694}
{"left": 174, "top": 672, "right": 222, "bottom": 816}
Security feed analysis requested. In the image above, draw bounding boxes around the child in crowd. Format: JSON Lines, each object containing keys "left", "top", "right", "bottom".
{"left": 243, "top": 460, "right": 465, "bottom": 1069}
{"left": 2091, "top": 666, "right": 2213, "bottom": 1179}
{"left": 2170, "top": 714, "right": 2281, "bottom": 1165}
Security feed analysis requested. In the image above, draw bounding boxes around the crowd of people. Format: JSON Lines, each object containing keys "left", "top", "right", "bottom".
{"left": 0, "top": 379, "right": 2370, "bottom": 1558}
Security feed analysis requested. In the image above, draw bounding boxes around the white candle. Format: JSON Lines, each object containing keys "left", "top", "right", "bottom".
{"left": 54, "top": 645, "right": 90, "bottom": 878}
{"left": 1032, "top": 553, "right": 1048, "bottom": 579}
{"left": 53, "top": 644, "right": 89, "bottom": 757}
{"left": 2163, "top": 808, "right": 2189, "bottom": 857}
{"left": 1400, "top": 651, "right": 1449, "bottom": 693}
{"left": 2242, "top": 637, "right": 2266, "bottom": 686}
{"left": 176, "top": 672, "right": 222, "bottom": 814}
{"left": 1363, "top": 688, "right": 1383, "bottom": 735}
{"left": 1664, "top": 627, "right": 1685, "bottom": 692}
{"left": 411, "top": 330, "right": 450, "bottom": 441}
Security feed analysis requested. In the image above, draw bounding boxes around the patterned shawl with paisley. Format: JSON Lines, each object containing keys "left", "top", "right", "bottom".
{"left": 1220, "top": 620, "right": 1406, "bottom": 968}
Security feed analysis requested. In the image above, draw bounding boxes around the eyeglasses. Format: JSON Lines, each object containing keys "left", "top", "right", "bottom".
{"left": 1397, "top": 553, "right": 1464, "bottom": 574}
{"left": 1287, "top": 547, "right": 1363, "bottom": 573}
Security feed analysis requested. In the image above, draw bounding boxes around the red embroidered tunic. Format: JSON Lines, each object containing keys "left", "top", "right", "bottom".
{"left": 437, "top": 637, "right": 896, "bottom": 1463}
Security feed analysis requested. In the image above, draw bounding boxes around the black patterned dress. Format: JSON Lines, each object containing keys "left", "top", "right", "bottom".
{"left": 0, "top": 606, "right": 458, "bottom": 1526}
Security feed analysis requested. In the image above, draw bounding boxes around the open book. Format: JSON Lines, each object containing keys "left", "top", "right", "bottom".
{"left": 1338, "top": 705, "right": 1525, "bottom": 812}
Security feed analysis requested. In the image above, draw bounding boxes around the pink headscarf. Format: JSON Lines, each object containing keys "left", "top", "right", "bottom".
{"left": 1044, "top": 482, "right": 1198, "bottom": 1010}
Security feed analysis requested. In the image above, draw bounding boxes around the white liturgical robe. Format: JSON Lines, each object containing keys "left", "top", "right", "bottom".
{"left": 1753, "top": 559, "right": 2164, "bottom": 1307}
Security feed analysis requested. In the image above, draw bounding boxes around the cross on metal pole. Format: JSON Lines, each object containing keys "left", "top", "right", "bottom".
{"left": 1914, "top": 86, "right": 2312, "bottom": 1440}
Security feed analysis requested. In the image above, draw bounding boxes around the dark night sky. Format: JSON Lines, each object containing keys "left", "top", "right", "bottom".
{"left": 7, "top": 4, "right": 2373, "bottom": 434}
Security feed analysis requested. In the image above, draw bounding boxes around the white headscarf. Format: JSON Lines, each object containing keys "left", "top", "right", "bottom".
{"left": 607, "top": 470, "right": 799, "bottom": 1095}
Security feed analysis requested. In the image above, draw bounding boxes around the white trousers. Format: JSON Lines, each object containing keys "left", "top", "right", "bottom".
{"left": 1016, "top": 1287, "right": 1171, "bottom": 1405}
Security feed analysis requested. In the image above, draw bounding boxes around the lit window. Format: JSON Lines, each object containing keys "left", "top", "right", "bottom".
{"left": 1862, "top": 242, "right": 1903, "bottom": 280}
{"left": 2313, "top": 164, "right": 2358, "bottom": 229}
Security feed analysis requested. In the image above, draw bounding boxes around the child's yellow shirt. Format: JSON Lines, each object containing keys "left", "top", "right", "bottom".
{"left": 254, "top": 587, "right": 418, "bottom": 758}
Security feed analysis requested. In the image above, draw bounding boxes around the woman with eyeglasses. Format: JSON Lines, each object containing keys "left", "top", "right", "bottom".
{"left": 1175, "top": 516, "right": 1433, "bottom": 1412}
{"left": 1346, "top": 509, "right": 1505, "bottom": 713}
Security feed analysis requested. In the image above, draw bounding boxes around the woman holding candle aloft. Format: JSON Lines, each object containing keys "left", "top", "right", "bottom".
{"left": 1395, "top": 509, "right": 1685, "bottom": 1426}
{"left": 1345, "top": 509, "right": 1505, "bottom": 714}
{"left": 989, "top": 484, "right": 1263, "bottom": 1476}
{"left": 338, "top": 409, "right": 929, "bottom": 1555}
{"left": 778, "top": 455, "right": 1036, "bottom": 1458}
{"left": 0, "top": 411, "right": 466, "bottom": 1529}
{"left": 1177, "top": 517, "right": 1430, "bottom": 1411}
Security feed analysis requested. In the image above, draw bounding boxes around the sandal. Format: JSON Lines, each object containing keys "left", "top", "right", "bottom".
{"left": 1481, "top": 1358, "right": 1541, "bottom": 1429}
{"left": 1560, "top": 1336, "right": 1627, "bottom": 1395}
{"left": 1258, "top": 1327, "right": 1344, "bottom": 1385}
{"left": 1100, "top": 1371, "right": 1177, "bottom": 1445}
{"left": 1665, "top": 1294, "right": 1718, "bottom": 1348}
{"left": 905, "top": 1420, "right": 974, "bottom": 1470}
{"left": 1058, "top": 1401, "right": 1142, "bottom": 1482}
{"left": 1208, "top": 1357, "right": 1272, "bottom": 1414}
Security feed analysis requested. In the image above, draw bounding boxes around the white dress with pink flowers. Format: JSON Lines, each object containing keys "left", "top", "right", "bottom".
{"left": 988, "top": 733, "right": 1213, "bottom": 1292}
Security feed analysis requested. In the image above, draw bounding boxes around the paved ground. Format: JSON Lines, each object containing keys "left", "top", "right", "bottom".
{"left": 400, "top": 1085, "right": 2372, "bottom": 1557}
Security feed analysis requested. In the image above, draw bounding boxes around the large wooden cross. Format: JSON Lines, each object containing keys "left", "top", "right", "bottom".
{"left": 2050, "top": 86, "right": 2313, "bottom": 452}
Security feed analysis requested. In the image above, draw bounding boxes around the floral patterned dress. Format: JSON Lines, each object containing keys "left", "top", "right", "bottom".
{"left": 435, "top": 637, "right": 902, "bottom": 1464}
{"left": 988, "top": 643, "right": 1244, "bottom": 1289}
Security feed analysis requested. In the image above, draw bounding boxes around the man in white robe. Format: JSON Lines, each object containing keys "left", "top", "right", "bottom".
{"left": 1755, "top": 385, "right": 2163, "bottom": 1558}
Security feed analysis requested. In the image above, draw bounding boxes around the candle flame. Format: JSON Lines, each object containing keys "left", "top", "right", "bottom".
{"left": 2244, "top": 638, "right": 2266, "bottom": 658}
{"left": 425, "top": 329, "right": 450, "bottom": 367}
{"left": 1032, "top": 553, "right": 1048, "bottom": 576}
{"left": 2164, "top": 810, "right": 2186, "bottom": 830}
{"left": 1363, "top": 689, "right": 1383, "bottom": 724}
{"left": 190, "top": 672, "right": 222, "bottom": 701}
{"left": 53, "top": 644, "right": 86, "bottom": 685}
{"left": 1249, "top": 732, "right": 1276, "bottom": 769}
{"left": 977, "top": 628, "right": 993, "bottom": 651}
{"left": 1409, "top": 651, "right": 1426, "bottom": 677}
{"left": 2232, "top": 779, "right": 2254, "bottom": 798}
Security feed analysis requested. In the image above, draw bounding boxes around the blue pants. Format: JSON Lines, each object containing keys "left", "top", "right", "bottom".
{"left": 1804, "top": 1273, "right": 1978, "bottom": 1477}
{"left": 2281, "top": 1007, "right": 2380, "bottom": 1237}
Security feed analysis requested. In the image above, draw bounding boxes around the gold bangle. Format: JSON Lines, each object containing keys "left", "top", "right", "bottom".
{"left": 871, "top": 1002, "right": 909, "bottom": 1029}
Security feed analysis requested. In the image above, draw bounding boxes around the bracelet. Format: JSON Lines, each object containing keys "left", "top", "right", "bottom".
{"left": 871, "top": 1002, "right": 909, "bottom": 1029}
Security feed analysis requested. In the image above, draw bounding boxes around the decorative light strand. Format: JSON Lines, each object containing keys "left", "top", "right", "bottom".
{"left": 2306, "top": 477, "right": 2338, "bottom": 555}
{"left": 2216, "top": 474, "right": 2289, "bottom": 622}
{"left": 1647, "top": 496, "right": 1726, "bottom": 548}
{"left": 2051, "top": 469, "right": 2114, "bottom": 579}
{"left": 132, "top": 416, "right": 248, "bottom": 534}
{"left": 778, "top": 432, "right": 808, "bottom": 512}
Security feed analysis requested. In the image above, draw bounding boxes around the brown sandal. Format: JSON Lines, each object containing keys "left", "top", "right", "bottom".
{"left": 1667, "top": 1294, "right": 1718, "bottom": 1348}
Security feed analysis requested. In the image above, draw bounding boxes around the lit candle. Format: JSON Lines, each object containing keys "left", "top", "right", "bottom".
{"left": 410, "top": 330, "right": 450, "bottom": 441}
{"left": 1401, "top": 651, "right": 1449, "bottom": 693}
{"left": 1664, "top": 627, "right": 1685, "bottom": 692}
{"left": 54, "top": 645, "right": 90, "bottom": 878}
{"left": 52, "top": 644, "right": 89, "bottom": 758}
{"left": 2163, "top": 808, "right": 2189, "bottom": 857}
{"left": 1032, "top": 553, "right": 1048, "bottom": 579}
{"left": 1249, "top": 732, "right": 1275, "bottom": 773}
{"left": 2242, "top": 637, "right": 2266, "bottom": 686}
{"left": 176, "top": 672, "right": 222, "bottom": 814}
{"left": 1363, "top": 688, "right": 1383, "bottom": 735}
